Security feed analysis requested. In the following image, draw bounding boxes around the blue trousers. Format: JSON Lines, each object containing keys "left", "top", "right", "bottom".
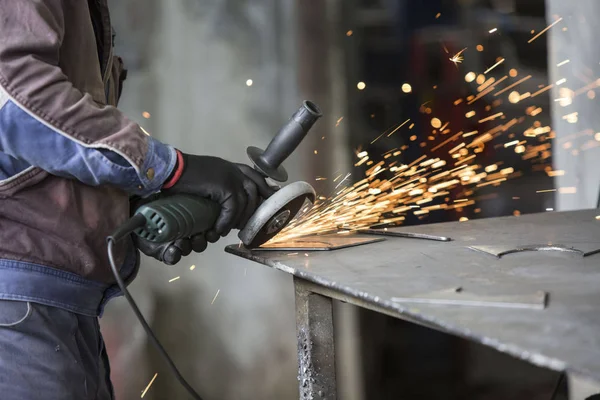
{"left": 0, "top": 300, "right": 114, "bottom": 400}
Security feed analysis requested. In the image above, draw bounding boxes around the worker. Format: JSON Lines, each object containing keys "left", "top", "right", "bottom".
{"left": 0, "top": 1, "right": 271, "bottom": 399}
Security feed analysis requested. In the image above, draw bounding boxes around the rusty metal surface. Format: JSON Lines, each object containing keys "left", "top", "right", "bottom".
{"left": 295, "top": 278, "right": 337, "bottom": 400}
{"left": 226, "top": 209, "right": 600, "bottom": 381}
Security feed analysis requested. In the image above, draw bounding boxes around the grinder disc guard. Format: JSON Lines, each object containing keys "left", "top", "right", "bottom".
{"left": 239, "top": 181, "right": 315, "bottom": 248}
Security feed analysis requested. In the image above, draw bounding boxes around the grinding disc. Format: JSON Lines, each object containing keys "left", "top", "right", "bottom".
{"left": 239, "top": 181, "right": 316, "bottom": 248}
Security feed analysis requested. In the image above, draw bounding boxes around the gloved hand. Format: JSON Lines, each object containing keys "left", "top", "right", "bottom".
{"left": 130, "top": 153, "right": 274, "bottom": 266}
{"left": 163, "top": 153, "right": 274, "bottom": 241}
{"left": 129, "top": 195, "right": 209, "bottom": 266}
{"left": 133, "top": 232, "right": 208, "bottom": 266}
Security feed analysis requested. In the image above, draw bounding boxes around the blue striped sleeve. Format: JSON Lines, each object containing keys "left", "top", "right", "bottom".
{"left": 0, "top": 92, "right": 175, "bottom": 197}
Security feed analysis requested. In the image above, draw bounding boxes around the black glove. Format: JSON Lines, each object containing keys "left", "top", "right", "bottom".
{"left": 129, "top": 195, "right": 208, "bottom": 266}
{"left": 164, "top": 154, "right": 274, "bottom": 240}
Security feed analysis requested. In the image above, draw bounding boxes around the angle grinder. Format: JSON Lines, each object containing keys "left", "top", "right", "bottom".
{"left": 107, "top": 101, "right": 322, "bottom": 400}
{"left": 130, "top": 100, "right": 321, "bottom": 248}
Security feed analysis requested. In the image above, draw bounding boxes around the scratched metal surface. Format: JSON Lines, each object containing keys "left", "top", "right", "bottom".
{"left": 225, "top": 209, "right": 600, "bottom": 381}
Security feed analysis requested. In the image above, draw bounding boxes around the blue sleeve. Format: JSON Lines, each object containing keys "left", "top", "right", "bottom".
{"left": 0, "top": 91, "right": 176, "bottom": 197}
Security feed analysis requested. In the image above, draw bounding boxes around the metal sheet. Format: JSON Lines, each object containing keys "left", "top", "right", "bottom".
{"left": 255, "top": 235, "right": 385, "bottom": 251}
{"left": 362, "top": 229, "right": 452, "bottom": 242}
{"left": 225, "top": 210, "right": 600, "bottom": 381}
{"left": 469, "top": 243, "right": 600, "bottom": 258}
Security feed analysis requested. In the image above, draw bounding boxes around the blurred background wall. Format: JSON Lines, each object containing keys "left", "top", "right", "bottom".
{"left": 547, "top": 0, "right": 600, "bottom": 211}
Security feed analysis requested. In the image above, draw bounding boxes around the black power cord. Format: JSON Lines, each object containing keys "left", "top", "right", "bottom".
{"left": 107, "top": 214, "right": 204, "bottom": 400}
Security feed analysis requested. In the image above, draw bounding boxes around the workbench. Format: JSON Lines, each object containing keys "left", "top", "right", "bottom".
{"left": 226, "top": 209, "right": 600, "bottom": 399}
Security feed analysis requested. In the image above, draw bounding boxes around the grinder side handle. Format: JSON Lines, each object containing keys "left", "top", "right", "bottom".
{"left": 247, "top": 100, "right": 322, "bottom": 182}
{"left": 134, "top": 195, "right": 220, "bottom": 243}
{"left": 261, "top": 100, "right": 322, "bottom": 168}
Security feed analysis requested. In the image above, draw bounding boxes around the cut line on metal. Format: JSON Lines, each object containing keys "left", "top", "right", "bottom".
{"left": 362, "top": 229, "right": 452, "bottom": 242}
{"left": 391, "top": 288, "right": 547, "bottom": 310}
{"left": 469, "top": 244, "right": 600, "bottom": 258}
{"left": 254, "top": 235, "right": 385, "bottom": 251}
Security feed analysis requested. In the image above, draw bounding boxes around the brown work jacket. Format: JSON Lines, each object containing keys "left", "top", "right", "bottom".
{"left": 0, "top": 0, "right": 175, "bottom": 316}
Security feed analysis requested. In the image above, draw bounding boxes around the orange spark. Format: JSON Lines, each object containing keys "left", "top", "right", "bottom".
{"left": 495, "top": 75, "right": 532, "bottom": 96}
{"left": 528, "top": 17, "right": 563, "bottom": 43}
{"left": 484, "top": 58, "right": 505, "bottom": 74}
{"left": 449, "top": 48, "right": 467, "bottom": 65}
{"left": 141, "top": 373, "right": 158, "bottom": 398}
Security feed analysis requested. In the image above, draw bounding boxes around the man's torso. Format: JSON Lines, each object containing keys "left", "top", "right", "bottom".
{"left": 0, "top": 0, "right": 132, "bottom": 284}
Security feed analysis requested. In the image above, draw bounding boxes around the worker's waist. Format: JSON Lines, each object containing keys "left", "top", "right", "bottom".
{"left": 0, "top": 247, "right": 139, "bottom": 317}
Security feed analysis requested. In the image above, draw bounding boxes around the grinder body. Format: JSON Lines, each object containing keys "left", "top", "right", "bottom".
{"left": 133, "top": 101, "right": 322, "bottom": 247}
{"left": 134, "top": 196, "right": 219, "bottom": 243}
